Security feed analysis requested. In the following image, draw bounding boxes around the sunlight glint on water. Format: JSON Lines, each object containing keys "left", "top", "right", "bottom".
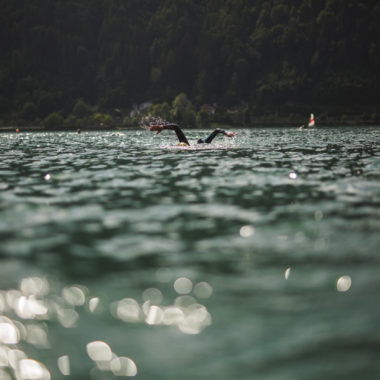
{"left": 0, "top": 127, "right": 380, "bottom": 379}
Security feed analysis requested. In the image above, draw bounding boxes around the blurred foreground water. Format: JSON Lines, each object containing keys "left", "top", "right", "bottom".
{"left": 0, "top": 127, "right": 380, "bottom": 379}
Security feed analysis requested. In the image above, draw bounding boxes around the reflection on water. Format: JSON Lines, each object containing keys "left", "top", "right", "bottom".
{"left": 0, "top": 274, "right": 212, "bottom": 378}
{"left": 1, "top": 127, "right": 380, "bottom": 379}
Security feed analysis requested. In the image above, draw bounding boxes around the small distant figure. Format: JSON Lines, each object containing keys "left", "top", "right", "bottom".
{"left": 308, "top": 113, "right": 315, "bottom": 127}
{"left": 77, "top": 129, "right": 81, "bottom": 134}
{"left": 298, "top": 113, "right": 315, "bottom": 130}
{"left": 149, "top": 123, "right": 235, "bottom": 146}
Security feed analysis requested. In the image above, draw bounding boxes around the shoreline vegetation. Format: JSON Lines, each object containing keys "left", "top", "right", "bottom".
{"left": 1, "top": 2, "right": 379, "bottom": 134}
{"left": 1, "top": 94, "right": 379, "bottom": 133}
{"left": 1, "top": 121, "right": 379, "bottom": 133}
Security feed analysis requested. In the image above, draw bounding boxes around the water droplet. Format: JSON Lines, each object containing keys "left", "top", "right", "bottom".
{"left": 337, "top": 275, "right": 352, "bottom": 292}
{"left": 0, "top": 320, "right": 20, "bottom": 344}
{"left": 240, "top": 225, "right": 255, "bottom": 237}
{"left": 88, "top": 297, "right": 100, "bottom": 313}
{"left": 111, "top": 356, "right": 137, "bottom": 377}
{"left": 86, "top": 341, "right": 112, "bottom": 362}
{"left": 174, "top": 278, "right": 193, "bottom": 295}
{"left": 145, "top": 305, "right": 164, "bottom": 325}
{"left": 18, "top": 359, "right": 51, "bottom": 380}
{"left": 62, "top": 286, "right": 86, "bottom": 306}
{"left": 193, "top": 282, "right": 213, "bottom": 299}
{"left": 113, "top": 298, "right": 141, "bottom": 322}
{"left": 162, "top": 306, "right": 184, "bottom": 325}
{"left": 58, "top": 355, "right": 70, "bottom": 376}
{"left": 20, "top": 277, "right": 49, "bottom": 297}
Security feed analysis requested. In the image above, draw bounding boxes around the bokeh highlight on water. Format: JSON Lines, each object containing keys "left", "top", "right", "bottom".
{"left": 0, "top": 127, "right": 380, "bottom": 379}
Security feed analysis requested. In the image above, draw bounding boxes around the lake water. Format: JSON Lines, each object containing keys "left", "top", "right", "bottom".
{"left": 0, "top": 127, "right": 379, "bottom": 379}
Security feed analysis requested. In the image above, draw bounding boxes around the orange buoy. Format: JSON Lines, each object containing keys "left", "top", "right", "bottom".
{"left": 15, "top": 128, "right": 20, "bottom": 133}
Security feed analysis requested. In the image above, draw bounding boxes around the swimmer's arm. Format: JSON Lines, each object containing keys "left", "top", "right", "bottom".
{"left": 217, "top": 128, "right": 235, "bottom": 137}
{"left": 203, "top": 129, "right": 235, "bottom": 143}
{"left": 149, "top": 123, "right": 190, "bottom": 145}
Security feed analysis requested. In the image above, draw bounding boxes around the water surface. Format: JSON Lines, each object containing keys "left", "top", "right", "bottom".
{"left": 1, "top": 127, "right": 380, "bottom": 379}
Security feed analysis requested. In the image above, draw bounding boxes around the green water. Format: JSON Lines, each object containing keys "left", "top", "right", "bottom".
{"left": 0, "top": 127, "right": 380, "bottom": 379}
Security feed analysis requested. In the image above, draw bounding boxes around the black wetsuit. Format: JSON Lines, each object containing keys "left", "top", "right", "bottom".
{"left": 162, "top": 124, "right": 229, "bottom": 146}
{"left": 197, "top": 128, "right": 229, "bottom": 144}
{"left": 161, "top": 124, "right": 190, "bottom": 145}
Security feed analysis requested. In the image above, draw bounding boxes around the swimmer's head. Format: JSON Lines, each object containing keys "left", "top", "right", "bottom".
{"left": 197, "top": 138, "right": 204, "bottom": 144}
{"left": 149, "top": 125, "right": 163, "bottom": 134}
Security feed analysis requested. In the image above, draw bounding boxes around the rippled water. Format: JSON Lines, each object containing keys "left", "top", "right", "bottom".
{"left": 1, "top": 127, "right": 380, "bottom": 379}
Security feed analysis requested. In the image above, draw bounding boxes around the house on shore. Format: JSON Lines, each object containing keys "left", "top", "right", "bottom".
{"left": 199, "top": 104, "right": 216, "bottom": 115}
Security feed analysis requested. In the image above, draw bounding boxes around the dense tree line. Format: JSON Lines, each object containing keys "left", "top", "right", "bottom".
{"left": 0, "top": 0, "right": 379, "bottom": 126}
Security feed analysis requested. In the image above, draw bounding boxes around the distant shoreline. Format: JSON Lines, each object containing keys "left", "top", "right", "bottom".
{"left": 1, "top": 122, "right": 379, "bottom": 133}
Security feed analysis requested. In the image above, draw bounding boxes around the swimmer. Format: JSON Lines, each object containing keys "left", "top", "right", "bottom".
{"left": 149, "top": 123, "right": 235, "bottom": 146}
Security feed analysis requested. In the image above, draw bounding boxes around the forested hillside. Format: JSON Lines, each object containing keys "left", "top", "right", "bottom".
{"left": 1, "top": 0, "right": 379, "bottom": 126}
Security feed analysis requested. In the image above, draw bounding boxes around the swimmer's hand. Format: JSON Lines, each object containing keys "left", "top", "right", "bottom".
{"left": 149, "top": 124, "right": 164, "bottom": 134}
{"left": 225, "top": 131, "right": 235, "bottom": 137}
